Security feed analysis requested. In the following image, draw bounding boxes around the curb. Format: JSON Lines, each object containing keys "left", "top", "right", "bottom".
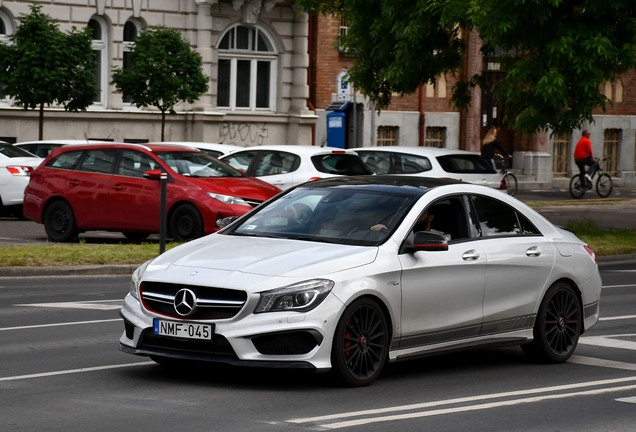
{"left": 0, "top": 254, "right": 634, "bottom": 277}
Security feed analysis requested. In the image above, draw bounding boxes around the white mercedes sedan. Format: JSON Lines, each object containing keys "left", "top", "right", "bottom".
{"left": 119, "top": 176, "right": 602, "bottom": 386}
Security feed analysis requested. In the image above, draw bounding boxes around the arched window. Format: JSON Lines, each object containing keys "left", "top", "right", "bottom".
{"left": 217, "top": 25, "right": 277, "bottom": 112}
{"left": 122, "top": 19, "right": 142, "bottom": 105}
{"left": 0, "top": 10, "right": 13, "bottom": 106}
{"left": 88, "top": 17, "right": 108, "bottom": 107}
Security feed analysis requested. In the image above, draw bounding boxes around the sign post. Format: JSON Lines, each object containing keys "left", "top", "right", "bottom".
{"left": 160, "top": 171, "right": 167, "bottom": 254}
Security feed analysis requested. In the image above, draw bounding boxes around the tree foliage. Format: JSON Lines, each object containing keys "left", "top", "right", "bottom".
{"left": 110, "top": 26, "right": 209, "bottom": 141}
{"left": 295, "top": 0, "right": 636, "bottom": 134}
{"left": 0, "top": 4, "right": 98, "bottom": 139}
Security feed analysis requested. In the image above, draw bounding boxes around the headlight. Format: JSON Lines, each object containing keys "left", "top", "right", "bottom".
{"left": 208, "top": 192, "right": 250, "bottom": 206}
{"left": 254, "top": 279, "right": 334, "bottom": 313}
{"left": 129, "top": 260, "right": 151, "bottom": 299}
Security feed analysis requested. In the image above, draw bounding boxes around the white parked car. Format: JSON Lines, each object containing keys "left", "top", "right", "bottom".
{"left": 13, "top": 139, "right": 110, "bottom": 158}
{"left": 120, "top": 175, "right": 602, "bottom": 386}
{"left": 219, "top": 145, "right": 373, "bottom": 190}
{"left": 0, "top": 142, "right": 43, "bottom": 216}
{"left": 355, "top": 146, "right": 510, "bottom": 193}
{"left": 159, "top": 142, "right": 243, "bottom": 159}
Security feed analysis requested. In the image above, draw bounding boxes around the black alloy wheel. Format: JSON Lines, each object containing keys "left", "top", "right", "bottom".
{"left": 522, "top": 282, "right": 582, "bottom": 363}
{"left": 169, "top": 203, "right": 204, "bottom": 242}
{"left": 332, "top": 297, "right": 389, "bottom": 387}
{"left": 44, "top": 201, "right": 78, "bottom": 242}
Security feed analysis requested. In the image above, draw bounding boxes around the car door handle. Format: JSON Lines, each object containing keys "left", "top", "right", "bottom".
{"left": 526, "top": 246, "right": 542, "bottom": 257}
{"left": 271, "top": 180, "right": 285, "bottom": 185}
{"left": 69, "top": 179, "right": 80, "bottom": 186}
{"left": 462, "top": 250, "right": 480, "bottom": 261}
{"left": 112, "top": 184, "right": 123, "bottom": 191}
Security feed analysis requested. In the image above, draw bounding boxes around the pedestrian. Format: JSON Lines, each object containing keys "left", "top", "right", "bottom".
{"left": 574, "top": 129, "right": 597, "bottom": 185}
{"left": 481, "top": 127, "right": 511, "bottom": 170}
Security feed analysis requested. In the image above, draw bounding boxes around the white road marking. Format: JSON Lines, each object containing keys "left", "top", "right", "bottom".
{"left": 16, "top": 300, "right": 123, "bottom": 310}
{"left": 569, "top": 356, "right": 636, "bottom": 371}
{"left": 0, "top": 318, "right": 121, "bottom": 332}
{"left": 616, "top": 396, "right": 636, "bottom": 404}
{"left": 0, "top": 362, "right": 153, "bottom": 383}
{"left": 578, "top": 336, "right": 636, "bottom": 351}
{"left": 287, "top": 375, "right": 636, "bottom": 425}
{"left": 600, "top": 315, "right": 636, "bottom": 321}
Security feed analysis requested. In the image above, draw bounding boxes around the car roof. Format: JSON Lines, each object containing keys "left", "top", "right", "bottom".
{"left": 295, "top": 174, "right": 462, "bottom": 195}
{"left": 14, "top": 140, "right": 112, "bottom": 145}
{"left": 46, "top": 142, "right": 201, "bottom": 153}
{"left": 355, "top": 146, "right": 479, "bottom": 156}
{"left": 159, "top": 142, "right": 244, "bottom": 151}
{"left": 221, "top": 145, "right": 358, "bottom": 157}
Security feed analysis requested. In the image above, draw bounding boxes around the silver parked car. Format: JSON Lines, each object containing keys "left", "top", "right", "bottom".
{"left": 120, "top": 176, "right": 602, "bottom": 386}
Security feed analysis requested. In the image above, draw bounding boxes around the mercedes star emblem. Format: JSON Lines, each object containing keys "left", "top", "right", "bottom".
{"left": 174, "top": 288, "right": 197, "bottom": 317}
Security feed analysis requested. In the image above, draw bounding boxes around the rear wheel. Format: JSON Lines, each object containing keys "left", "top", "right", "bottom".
{"left": 122, "top": 232, "right": 151, "bottom": 242}
{"left": 596, "top": 173, "right": 613, "bottom": 198}
{"left": 522, "top": 282, "right": 581, "bottom": 363}
{"left": 569, "top": 176, "right": 585, "bottom": 199}
{"left": 44, "top": 201, "right": 78, "bottom": 242}
{"left": 503, "top": 173, "right": 518, "bottom": 196}
{"left": 331, "top": 297, "right": 389, "bottom": 387}
{"left": 169, "top": 204, "right": 204, "bottom": 242}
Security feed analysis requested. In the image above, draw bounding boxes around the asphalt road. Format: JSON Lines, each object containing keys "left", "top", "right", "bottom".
{"left": 0, "top": 266, "right": 635, "bottom": 431}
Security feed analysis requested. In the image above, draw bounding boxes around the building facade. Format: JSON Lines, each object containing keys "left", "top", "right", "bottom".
{"left": 0, "top": 0, "right": 315, "bottom": 147}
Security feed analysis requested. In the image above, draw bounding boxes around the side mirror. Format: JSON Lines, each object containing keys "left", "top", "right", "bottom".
{"left": 217, "top": 215, "right": 239, "bottom": 228}
{"left": 143, "top": 169, "right": 163, "bottom": 180}
{"left": 410, "top": 231, "right": 448, "bottom": 252}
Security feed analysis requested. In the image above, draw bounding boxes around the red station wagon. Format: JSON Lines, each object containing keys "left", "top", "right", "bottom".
{"left": 23, "top": 143, "right": 281, "bottom": 242}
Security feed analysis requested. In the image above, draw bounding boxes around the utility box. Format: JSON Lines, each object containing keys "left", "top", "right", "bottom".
{"left": 326, "top": 101, "right": 348, "bottom": 149}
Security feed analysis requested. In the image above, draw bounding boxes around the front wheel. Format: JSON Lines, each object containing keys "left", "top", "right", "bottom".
{"left": 522, "top": 282, "right": 581, "bottom": 363}
{"left": 503, "top": 173, "right": 517, "bottom": 196}
{"left": 44, "top": 201, "right": 78, "bottom": 242}
{"left": 569, "top": 176, "right": 585, "bottom": 199}
{"left": 596, "top": 173, "right": 613, "bottom": 198}
{"left": 331, "top": 297, "right": 389, "bottom": 387}
{"left": 169, "top": 204, "right": 204, "bottom": 242}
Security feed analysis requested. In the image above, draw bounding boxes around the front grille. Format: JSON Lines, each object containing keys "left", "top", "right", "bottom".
{"left": 141, "top": 281, "right": 247, "bottom": 320}
{"left": 252, "top": 331, "right": 320, "bottom": 355}
{"left": 140, "top": 330, "right": 237, "bottom": 357}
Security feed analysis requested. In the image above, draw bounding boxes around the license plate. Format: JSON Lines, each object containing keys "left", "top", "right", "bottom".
{"left": 153, "top": 319, "right": 213, "bottom": 341}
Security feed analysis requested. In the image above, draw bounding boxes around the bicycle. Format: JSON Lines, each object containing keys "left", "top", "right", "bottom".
{"left": 496, "top": 154, "right": 518, "bottom": 196}
{"left": 568, "top": 157, "right": 613, "bottom": 199}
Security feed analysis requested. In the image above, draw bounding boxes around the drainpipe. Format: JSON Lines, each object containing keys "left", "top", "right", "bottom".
{"left": 418, "top": 84, "right": 425, "bottom": 146}
{"left": 307, "top": 14, "right": 316, "bottom": 146}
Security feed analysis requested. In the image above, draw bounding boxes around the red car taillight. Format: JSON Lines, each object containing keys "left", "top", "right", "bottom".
{"left": 6, "top": 166, "right": 34, "bottom": 176}
{"left": 308, "top": 177, "right": 322, "bottom": 181}
{"left": 499, "top": 179, "right": 507, "bottom": 190}
{"left": 584, "top": 245, "right": 597, "bottom": 263}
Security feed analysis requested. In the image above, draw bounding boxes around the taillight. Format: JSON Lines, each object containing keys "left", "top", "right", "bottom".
{"left": 308, "top": 177, "right": 322, "bottom": 181}
{"left": 331, "top": 150, "right": 346, "bottom": 154}
{"left": 499, "top": 179, "right": 507, "bottom": 190}
{"left": 584, "top": 245, "right": 597, "bottom": 263}
{"left": 6, "top": 166, "right": 34, "bottom": 176}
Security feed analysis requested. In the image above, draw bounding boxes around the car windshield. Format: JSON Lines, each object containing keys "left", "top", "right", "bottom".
{"left": 156, "top": 151, "right": 243, "bottom": 178}
{"left": 310, "top": 154, "right": 374, "bottom": 175}
{"left": 227, "top": 186, "right": 417, "bottom": 246}
{"left": 0, "top": 144, "right": 38, "bottom": 158}
{"left": 436, "top": 154, "right": 497, "bottom": 174}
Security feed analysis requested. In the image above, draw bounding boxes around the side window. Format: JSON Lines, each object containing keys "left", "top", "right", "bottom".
{"left": 394, "top": 153, "right": 431, "bottom": 174}
{"left": 117, "top": 150, "right": 157, "bottom": 178}
{"left": 223, "top": 151, "right": 257, "bottom": 171}
{"left": 46, "top": 151, "right": 84, "bottom": 169}
{"left": 413, "top": 196, "right": 469, "bottom": 241}
{"left": 358, "top": 151, "right": 391, "bottom": 174}
{"left": 255, "top": 151, "right": 299, "bottom": 176}
{"left": 470, "top": 195, "right": 539, "bottom": 237}
{"left": 79, "top": 149, "right": 117, "bottom": 174}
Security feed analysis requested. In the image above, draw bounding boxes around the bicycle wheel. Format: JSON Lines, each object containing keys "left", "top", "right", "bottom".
{"left": 503, "top": 173, "right": 517, "bottom": 196}
{"left": 596, "top": 173, "right": 613, "bottom": 198}
{"left": 569, "top": 176, "right": 585, "bottom": 199}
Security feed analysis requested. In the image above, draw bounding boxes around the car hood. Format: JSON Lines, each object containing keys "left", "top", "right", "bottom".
{"left": 183, "top": 176, "right": 280, "bottom": 200}
{"left": 151, "top": 234, "right": 378, "bottom": 277}
{"left": 2, "top": 157, "right": 42, "bottom": 168}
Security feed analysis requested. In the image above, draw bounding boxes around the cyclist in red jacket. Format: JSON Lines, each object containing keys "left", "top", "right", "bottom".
{"left": 574, "top": 130, "right": 597, "bottom": 185}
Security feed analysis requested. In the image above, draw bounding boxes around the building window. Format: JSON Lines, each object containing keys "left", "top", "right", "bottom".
{"left": 425, "top": 127, "right": 446, "bottom": 148}
{"left": 217, "top": 25, "right": 277, "bottom": 112}
{"left": 88, "top": 17, "right": 108, "bottom": 107}
{"left": 377, "top": 126, "right": 398, "bottom": 146}
{"left": 122, "top": 20, "right": 142, "bottom": 105}
{"left": 338, "top": 16, "right": 353, "bottom": 56}
{"left": 603, "top": 129, "right": 619, "bottom": 176}
{"left": 0, "top": 10, "right": 13, "bottom": 107}
{"left": 552, "top": 131, "right": 569, "bottom": 177}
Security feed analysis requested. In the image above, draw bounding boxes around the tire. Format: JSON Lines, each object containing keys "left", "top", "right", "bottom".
{"left": 569, "top": 176, "right": 585, "bottom": 199}
{"left": 122, "top": 232, "right": 151, "bottom": 242}
{"left": 503, "top": 173, "right": 517, "bottom": 196}
{"left": 521, "top": 282, "right": 582, "bottom": 363}
{"left": 331, "top": 297, "right": 389, "bottom": 387}
{"left": 169, "top": 204, "right": 204, "bottom": 242}
{"left": 44, "top": 201, "right": 78, "bottom": 242}
{"left": 596, "top": 173, "right": 613, "bottom": 198}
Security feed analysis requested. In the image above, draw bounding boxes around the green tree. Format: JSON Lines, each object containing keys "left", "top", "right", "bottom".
{"left": 295, "top": 0, "right": 636, "bottom": 134}
{"left": 0, "top": 4, "right": 98, "bottom": 139}
{"left": 110, "top": 26, "right": 209, "bottom": 141}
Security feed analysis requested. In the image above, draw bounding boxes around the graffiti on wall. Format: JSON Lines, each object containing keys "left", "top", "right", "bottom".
{"left": 219, "top": 122, "right": 267, "bottom": 146}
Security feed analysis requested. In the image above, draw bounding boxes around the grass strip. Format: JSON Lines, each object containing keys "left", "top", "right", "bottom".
{"left": 565, "top": 217, "right": 636, "bottom": 256}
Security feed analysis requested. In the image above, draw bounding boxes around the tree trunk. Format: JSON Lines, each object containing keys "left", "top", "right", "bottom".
{"left": 39, "top": 103, "right": 44, "bottom": 140}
